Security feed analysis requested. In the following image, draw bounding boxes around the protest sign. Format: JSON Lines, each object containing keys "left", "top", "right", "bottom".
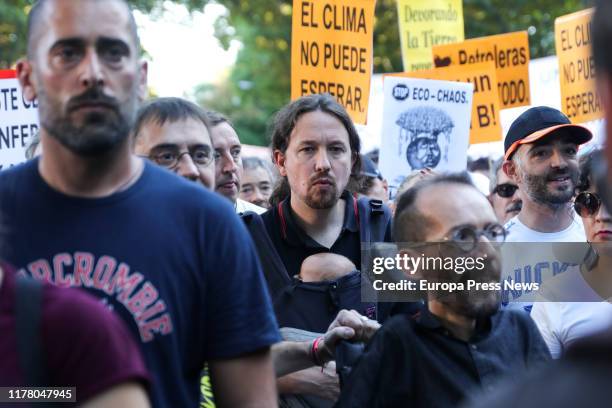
{"left": 396, "top": 0, "right": 464, "bottom": 72}
{"left": 555, "top": 8, "right": 602, "bottom": 123}
{"left": 378, "top": 76, "right": 473, "bottom": 195}
{"left": 432, "top": 31, "right": 530, "bottom": 109}
{"left": 291, "top": 0, "right": 376, "bottom": 124}
{"left": 0, "top": 70, "right": 39, "bottom": 170}
{"left": 393, "top": 62, "right": 500, "bottom": 144}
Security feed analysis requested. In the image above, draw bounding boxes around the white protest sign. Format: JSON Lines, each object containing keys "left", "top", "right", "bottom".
{"left": 0, "top": 70, "right": 39, "bottom": 170}
{"left": 379, "top": 76, "right": 473, "bottom": 195}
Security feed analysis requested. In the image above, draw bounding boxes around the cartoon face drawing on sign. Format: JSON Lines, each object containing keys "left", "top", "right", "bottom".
{"left": 396, "top": 107, "right": 454, "bottom": 170}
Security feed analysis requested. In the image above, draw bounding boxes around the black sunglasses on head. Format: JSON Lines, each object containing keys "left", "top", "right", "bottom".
{"left": 574, "top": 192, "right": 602, "bottom": 218}
{"left": 493, "top": 183, "right": 519, "bottom": 198}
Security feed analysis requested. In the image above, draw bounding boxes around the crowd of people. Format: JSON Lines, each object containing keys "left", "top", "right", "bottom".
{"left": 2, "top": 0, "right": 612, "bottom": 407}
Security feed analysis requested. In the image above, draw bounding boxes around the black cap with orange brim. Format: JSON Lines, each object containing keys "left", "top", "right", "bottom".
{"left": 503, "top": 107, "right": 593, "bottom": 161}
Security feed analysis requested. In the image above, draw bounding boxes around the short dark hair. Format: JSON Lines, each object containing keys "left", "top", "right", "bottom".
{"left": 577, "top": 148, "right": 603, "bottom": 192}
{"left": 205, "top": 110, "right": 235, "bottom": 130}
{"left": 393, "top": 172, "right": 474, "bottom": 243}
{"left": 27, "top": 0, "right": 140, "bottom": 59}
{"left": 269, "top": 94, "right": 361, "bottom": 203}
{"left": 594, "top": 0, "right": 612, "bottom": 75}
{"left": 133, "top": 97, "right": 211, "bottom": 138}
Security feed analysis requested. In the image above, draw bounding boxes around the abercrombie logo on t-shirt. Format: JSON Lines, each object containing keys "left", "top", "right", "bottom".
{"left": 19, "top": 252, "right": 173, "bottom": 343}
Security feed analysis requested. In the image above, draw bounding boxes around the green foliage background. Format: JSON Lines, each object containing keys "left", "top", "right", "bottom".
{"left": 1, "top": 0, "right": 592, "bottom": 145}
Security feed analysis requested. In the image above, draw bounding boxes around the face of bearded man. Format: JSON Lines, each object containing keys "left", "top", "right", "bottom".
{"left": 412, "top": 183, "right": 504, "bottom": 320}
{"left": 23, "top": 0, "right": 146, "bottom": 157}
{"left": 277, "top": 110, "right": 353, "bottom": 210}
{"left": 516, "top": 136, "right": 580, "bottom": 208}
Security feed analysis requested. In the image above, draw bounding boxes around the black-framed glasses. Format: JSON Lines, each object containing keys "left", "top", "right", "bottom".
{"left": 493, "top": 183, "right": 519, "bottom": 198}
{"left": 574, "top": 192, "right": 602, "bottom": 218}
{"left": 442, "top": 224, "right": 507, "bottom": 252}
{"left": 145, "top": 145, "right": 214, "bottom": 169}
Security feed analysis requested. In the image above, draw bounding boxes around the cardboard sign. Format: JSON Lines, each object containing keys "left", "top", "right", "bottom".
{"left": 555, "top": 8, "right": 602, "bottom": 123}
{"left": 432, "top": 31, "right": 530, "bottom": 109}
{"left": 392, "top": 62, "right": 501, "bottom": 144}
{"left": 0, "top": 70, "right": 39, "bottom": 170}
{"left": 379, "top": 76, "right": 473, "bottom": 195}
{"left": 396, "top": 0, "right": 464, "bottom": 72}
{"left": 291, "top": 0, "right": 376, "bottom": 124}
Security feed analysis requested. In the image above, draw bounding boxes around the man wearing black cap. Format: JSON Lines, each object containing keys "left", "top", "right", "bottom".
{"left": 502, "top": 106, "right": 592, "bottom": 243}
{"left": 500, "top": 107, "right": 592, "bottom": 309}
{"left": 357, "top": 154, "right": 389, "bottom": 203}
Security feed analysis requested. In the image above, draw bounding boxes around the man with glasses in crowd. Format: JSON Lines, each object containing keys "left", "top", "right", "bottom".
{"left": 489, "top": 158, "right": 522, "bottom": 224}
{"left": 336, "top": 173, "right": 550, "bottom": 408}
{"left": 133, "top": 97, "right": 216, "bottom": 189}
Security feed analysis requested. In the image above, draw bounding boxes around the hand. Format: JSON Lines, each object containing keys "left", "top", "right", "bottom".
{"left": 278, "top": 364, "right": 339, "bottom": 401}
{"left": 317, "top": 309, "right": 381, "bottom": 363}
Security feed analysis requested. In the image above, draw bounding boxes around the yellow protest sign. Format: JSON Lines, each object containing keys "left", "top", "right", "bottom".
{"left": 432, "top": 31, "right": 530, "bottom": 109}
{"left": 291, "top": 0, "right": 376, "bottom": 124}
{"left": 555, "top": 8, "right": 602, "bottom": 123}
{"left": 396, "top": 0, "right": 464, "bottom": 72}
{"left": 391, "top": 62, "right": 501, "bottom": 144}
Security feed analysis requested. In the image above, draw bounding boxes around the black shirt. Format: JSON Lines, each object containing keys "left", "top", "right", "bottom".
{"left": 336, "top": 306, "right": 551, "bottom": 408}
{"left": 261, "top": 190, "right": 371, "bottom": 279}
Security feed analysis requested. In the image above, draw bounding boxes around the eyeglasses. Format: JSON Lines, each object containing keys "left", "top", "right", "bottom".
{"left": 493, "top": 183, "right": 519, "bottom": 198}
{"left": 145, "top": 146, "right": 214, "bottom": 169}
{"left": 574, "top": 192, "right": 602, "bottom": 218}
{"left": 442, "top": 224, "right": 507, "bottom": 253}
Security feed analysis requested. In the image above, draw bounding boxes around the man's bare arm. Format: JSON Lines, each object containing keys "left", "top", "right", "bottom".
{"left": 209, "top": 347, "right": 277, "bottom": 408}
{"left": 277, "top": 364, "right": 339, "bottom": 401}
{"left": 272, "top": 309, "right": 381, "bottom": 377}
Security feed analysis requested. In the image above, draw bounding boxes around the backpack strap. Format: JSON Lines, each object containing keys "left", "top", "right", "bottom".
{"left": 15, "top": 275, "right": 48, "bottom": 387}
{"left": 357, "top": 196, "right": 391, "bottom": 244}
{"left": 241, "top": 211, "right": 292, "bottom": 299}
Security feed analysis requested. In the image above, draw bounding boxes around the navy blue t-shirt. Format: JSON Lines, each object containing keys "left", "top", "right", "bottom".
{"left": 0, "top": 159, "right": 281, "bottom": 407}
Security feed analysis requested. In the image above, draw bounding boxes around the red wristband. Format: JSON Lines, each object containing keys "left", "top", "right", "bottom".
{"left": 311, "top": 337, "right": 324, "bottom": 366}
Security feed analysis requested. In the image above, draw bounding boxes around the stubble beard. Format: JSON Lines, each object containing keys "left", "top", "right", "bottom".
{"left": 523, "top": 169, "right": 578, "bottom": 209}
{"left": 37, "top": 84, "right": 136, "bottom": 157}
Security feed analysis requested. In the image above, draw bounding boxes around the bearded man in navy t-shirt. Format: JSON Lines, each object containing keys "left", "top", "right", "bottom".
{"left": 0, "top": 0, "right": 280, "bottom": 407}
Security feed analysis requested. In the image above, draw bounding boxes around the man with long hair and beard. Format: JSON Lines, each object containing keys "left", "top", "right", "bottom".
{"left": 255, "top": 94, "right": 418, "bottom": 405}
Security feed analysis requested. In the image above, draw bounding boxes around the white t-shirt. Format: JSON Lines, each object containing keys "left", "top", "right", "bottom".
{"left": 504, "top": 214, "right": 586, "bottom": 243}
{"left": 530, "top": 268, "right": 612, "bottom": 358}
{"left": 501, "top": 214, "right": 586, "bottom": 306}
{"left": 235, "top": 198, "right": 266, "bottom": 215}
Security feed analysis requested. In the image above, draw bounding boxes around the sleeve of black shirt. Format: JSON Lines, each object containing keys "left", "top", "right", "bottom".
{"left": 335, "top": 318, "right": 410, "bottom": 408}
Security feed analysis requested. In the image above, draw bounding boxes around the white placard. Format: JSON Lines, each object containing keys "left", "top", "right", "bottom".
{"left": 0, "top": 71, "right": 39, "bottom": 170}
{"left": 379, "top": 76, "right": 473, "bottom": 196}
